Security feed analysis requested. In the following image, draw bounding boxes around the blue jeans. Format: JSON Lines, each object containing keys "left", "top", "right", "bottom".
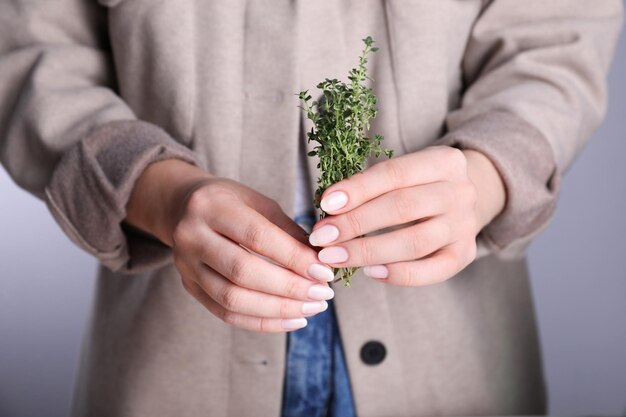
{"left": 281, "top": 299, "right": 356, "bottom": 417}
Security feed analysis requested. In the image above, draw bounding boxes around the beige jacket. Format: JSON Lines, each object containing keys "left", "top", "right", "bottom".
{"left": 0, "top": 1, "right": 622, "bottom": 416}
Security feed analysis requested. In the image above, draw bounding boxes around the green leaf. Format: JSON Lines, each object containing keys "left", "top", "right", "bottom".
{"left": 296, "top": 36, "right": 394, "bottom": 286}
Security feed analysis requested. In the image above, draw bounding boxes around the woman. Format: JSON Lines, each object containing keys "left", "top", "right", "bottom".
{"left": 0, "top": 1, "right": 622, "bottom": 416}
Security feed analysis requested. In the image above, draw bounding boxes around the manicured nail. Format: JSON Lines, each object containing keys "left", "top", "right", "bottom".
{"left": 320, "top": 191, "right": 348, "bottom": 212}
{"left": 282, "top": 318, "right": 308, "bottom": 330}
{"left": 309, "top": 225, "right": 340, "bottom": 246}
{"left": 318, "top": 246, "right": 349, "bottom": 264}
{"left": 307, "top": 285, "right": 335, "bottom": 300}
{"left": 363, "top": 265, "right": 389, "bottom": 279}
{"left": 302, "top": 300, "right": 328, "bottom": 314}
{"left": 308, "top": 263, "right": 335, "bottom": 282}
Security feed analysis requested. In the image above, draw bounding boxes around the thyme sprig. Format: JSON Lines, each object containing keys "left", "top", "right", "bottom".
{"left": 298, "top": 36, "right": 393, "bottom": 286}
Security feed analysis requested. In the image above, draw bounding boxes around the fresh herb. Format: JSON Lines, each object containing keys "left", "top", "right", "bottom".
{"left": 298, "top": 36, "right": 393, "bottom": 286}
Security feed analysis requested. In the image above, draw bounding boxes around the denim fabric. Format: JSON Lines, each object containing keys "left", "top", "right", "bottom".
{"left": 281, "top": 212, "right": 356, "bottom": 417}
{"left": 281, "top": 300, "right": 356, "bottom": 417}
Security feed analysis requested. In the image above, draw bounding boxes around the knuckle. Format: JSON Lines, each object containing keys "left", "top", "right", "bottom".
{"left": 242, "top": 224, "right": 267, "bottom": 249}
{"left": 195, "top": 183, "right": 239, "bottom": 216}
{"left": 184, "top": 187, "right": 211, "bottom": 215}
{"left": 392, "top": 192, "right": 416, "bottom": 222}
{"left": 284, "top": 244, "right": 301, "bottom": 271}
{"left": 282, "top": 275, "right": 301, "bottom": 299}
{"left": 442, "top": 147, "right": 467, "bottom": 176}
{"left": 279, "top": 299, "right": 293, "bottom": 318}
{"left": 357, "top": 238, "right": 375, "bottom": 265}
{"left": 401, "top": 264, "right": 419, "bottom": 287}
{"left": 206, "top": 183, "right": 238, "bottom": 202}
{"left": 409, "top": 232, "right": 426, "bottom": 258}
{"left": 384, "top": 160, "right": 406, "bottom": 184}
{"left": 268, "top": 199, "right": 283, "bottom": 213}
{"left": 220, "top": 285, "right": 241, "bottom": 311}
{"left": 345, "top": 210, "right": 364, "bottom": 236}
{"left": 446, "top": 146, "right": 466, "bottom": 164}
{"left": 228, "top": 256, "right": 250, "bottom": 284}
{"left": 172, "top": 222, "right": 194, "bottom": 249}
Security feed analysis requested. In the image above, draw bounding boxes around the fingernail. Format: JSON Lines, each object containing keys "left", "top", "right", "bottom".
{"left": 302, "top": 300, "right": 328, "bottom": 314}
{"left": 320, "top": 191, "right": 348, "bottom": 212}
{"left": 307, "top": 263, "right": 335, "bottom": 282}
{"left": 363, "top": 265, "right": 389, "bottom": 279}
{"left": 318, "top": 246, "right": 349, "bottom": 264}
{"left": 308, "top": 284, "right": 335, "bottom": 300}
{"left": 309, "top": 224, "right": 340, "bottom": 246}
{"left": 282, "top": 318, "right": 308, "bottom": 330}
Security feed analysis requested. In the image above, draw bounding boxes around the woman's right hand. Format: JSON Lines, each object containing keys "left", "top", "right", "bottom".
{"left": 126, "top": 159, "right": 336, "bottom": 332}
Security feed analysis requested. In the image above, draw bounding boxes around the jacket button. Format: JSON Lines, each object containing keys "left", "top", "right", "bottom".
{"left": 360, "top": 341, "right": 386, "bottom": 365}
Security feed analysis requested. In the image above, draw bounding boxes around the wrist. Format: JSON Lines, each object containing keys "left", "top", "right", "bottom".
{"left": 462, "top": 149, "right": 506, "bottom": 231}
{"left": 125, "top": 159, "right": 213, "bottom": 246}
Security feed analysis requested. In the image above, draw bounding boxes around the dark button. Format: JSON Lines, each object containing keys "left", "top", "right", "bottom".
{"left": 360, "top": 341, "right": 386, "bottom": 365}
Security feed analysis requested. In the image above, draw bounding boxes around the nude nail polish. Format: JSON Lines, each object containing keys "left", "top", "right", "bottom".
{"left": 308, "top": 263, "right": 335, "bottom": 282}
{"left": 320, "top": 191, "right": 348, "bottom": 212}
{"left": 307, "top": 285, "right": 335, "bottom": 301}
{"left": 282, "top": 318, "right": 308, "bottom": 330}
{"left": 318, "top": 246, "right": 349, "bottom": 264}
{"left": 309, "top": 225, "right": 340, "bottom": 246}
{"left": 302, "top": 300, "right": 328, "bottom": 314}
{"left": 363, "top": 265, "right": 389, "bottom": 279}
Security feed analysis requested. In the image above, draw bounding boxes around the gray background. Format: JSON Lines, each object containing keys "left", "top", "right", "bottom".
{"left": 1, "top": 28, "right": 625, "bottom": 417}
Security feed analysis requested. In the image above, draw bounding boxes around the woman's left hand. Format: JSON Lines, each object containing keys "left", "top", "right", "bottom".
{"left": 309, "top": 146, "right": 506, "bottom": 286}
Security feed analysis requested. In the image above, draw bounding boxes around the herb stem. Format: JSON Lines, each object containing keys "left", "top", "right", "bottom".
{"left": 298, "top": 36, "right": 393, "bottom": 286}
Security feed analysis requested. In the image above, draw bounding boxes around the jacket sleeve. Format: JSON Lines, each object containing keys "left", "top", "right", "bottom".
{"left": 436, "top": 0, "right": 623, "bottom": 258}
{"left": 0, "top": 1, "right": 206, "bottom": 273}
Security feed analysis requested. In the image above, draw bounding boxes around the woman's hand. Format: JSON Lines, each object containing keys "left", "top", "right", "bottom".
{"left": 308, "top": 146, "right": 506, "bottom": 286}
{"left": 126, "top": 159, "right": 336, "bottom": 332}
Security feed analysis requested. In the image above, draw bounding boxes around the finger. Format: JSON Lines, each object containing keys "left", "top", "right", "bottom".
{"left": 310, "top": 182, "right": 451, "bottom": 246}
{"left": 235, "top": 184, "right": 311, "bottom": 245}
{"left": 317, "top": 217, "right": 451, "bottom": 268}
{"left": 183, "top": 280, "right": 309, "bottom": 332}
{"left": 194, "top": 263, "right": 329, "bottom": 318}
{"left": 367, "top": 242, "right": 469, "bottom": 287}
{"left": 252, "top": 194, "right": 311, "bottom": 246}
{"left": 318, "top": 146, "right": 466, "bottom": 214}
{"left": 210, "top": 203, "right": 335, "bottom": 282}
{"left": 199, "top": 230, "right": 335, "bottom": 301}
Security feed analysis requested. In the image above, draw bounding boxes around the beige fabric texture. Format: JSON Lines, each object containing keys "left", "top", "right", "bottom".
{"left": 0, "top": 1, "right": 622, "bottom": 416}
